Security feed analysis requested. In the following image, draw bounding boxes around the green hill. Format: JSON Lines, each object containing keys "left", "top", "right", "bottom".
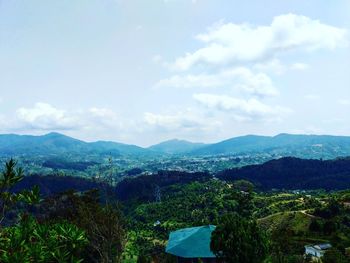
{"left": 148, "top": 139, "right": 206, "bottom": 154}
{"left": 192, "top": 134, "right": 350, "bottom": 159}
{"left": 0, "top": 132, "right": 151, "bottom": 157}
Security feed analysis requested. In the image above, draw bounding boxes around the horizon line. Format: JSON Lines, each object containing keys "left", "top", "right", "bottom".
{"left": 1, "top": 131, "right": 350, "bottom": 148}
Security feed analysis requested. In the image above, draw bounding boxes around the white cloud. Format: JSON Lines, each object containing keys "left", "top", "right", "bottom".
{"left": 253, "top": 59, "right": 286, "bottom": 75}
{"left": 0, "top": 103, "right": 130, "bottom": 135}
{"left": 254, "top": 60, "right": 310, "bottom": 74}
{"left": 144, "top": 109, "right": 221, "bottom": 132}
{"left": 16, "top": 103, "right": 79, "bottom": 130}
{"left": 291, "top": 63, "right": 309, "bottom": 71}
{"left": 172, "top": 14, "right": 348, "bottom": 70}
{"left": 156, "top": 67, "right": 278, "bottom": 97}
{"left": 144, "top": 112, "right": 195, "bottom": 130}
{"left": 88, "top": 107, "right": 127, "bottom": 129}
{"left": 89, "top": 107, "right": 118, "bottom": 119}
{"left": 193, "top": 93, "right": 291, "bottom": 121}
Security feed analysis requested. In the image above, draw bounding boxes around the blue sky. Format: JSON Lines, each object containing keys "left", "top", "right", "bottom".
{"left": 0, "top": 0, "right": 349, "bottom": 146}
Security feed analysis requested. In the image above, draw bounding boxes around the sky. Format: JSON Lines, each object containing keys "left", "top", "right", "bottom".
{"left": 0, "top": 0, "right": 349, "bottom": 146}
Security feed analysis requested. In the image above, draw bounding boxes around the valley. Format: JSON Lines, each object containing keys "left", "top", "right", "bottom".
{"left": 1, "top": 133, "right": 350, "bottom": 262}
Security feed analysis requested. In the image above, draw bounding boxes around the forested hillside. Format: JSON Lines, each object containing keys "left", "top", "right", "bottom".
{"left": 2, "top": 158, "right": 350, "bottom": 262}
{"left": 218, "top": 157, "right": 350, "bottom": 190}
{"left": 0, "top": 132, "right": 150, "bottom": 156}
{"left": 192, "top": 134, "right": 350, "bottom": 159}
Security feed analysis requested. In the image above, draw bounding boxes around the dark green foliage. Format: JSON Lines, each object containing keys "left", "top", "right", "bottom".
{"left": 314, "top": 198, "right": 342, "bottom": 219}
{"left": 39, "top": 190, "right": 126, "bottom": 262}
{"left": 0, "top": 159, "right": 40, "bottom": 225}
{"left": 0, "top": 159, "right": 24, "bottom": 187}
{"left": 218, "top": 157, "right": 350, "bottom": 190}
{"left": 126, "top": 168, "right": 143, "bottom": 176}
{"left": 0, "top": 215, "right": 87, "bottom": 263}
{"left": 268, "top": 216, "right": 304, "bottom": 262}
{"left": 11, "top": 174, "right": 105, "bottom": 196}
{"left": 309, "top": 220, "right": 322, "bottom": 232}
{"left": 1, "top": 157, "right": 350, "bottom": 262}
{"left": 323, "top": 248, "right": 348, "bottom": 263}
{"left": 0, "top": 160, "right": 88, "bottom": 262}
{"left": 116, "top": 170, "right": 210, "bottom": 202}
{"left": 0, "top": 159, "right": 127, "bottom": 262}
{"left": 210, "top": 213, "right": 269, "bottom": 263}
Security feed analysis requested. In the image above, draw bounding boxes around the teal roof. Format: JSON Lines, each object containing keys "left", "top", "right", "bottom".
{"left": 166, "top": 225, "right": 216, "bottom": 258}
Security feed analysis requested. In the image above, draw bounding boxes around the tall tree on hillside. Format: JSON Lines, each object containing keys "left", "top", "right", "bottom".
{"left": 73, "top": 158, "right": 126, "bottom": 263}
{"left": 0, "top": 159, "right": 40, "bottom": 226}
{"left": 210, "top": 213, "right": 269, "bottom": 263}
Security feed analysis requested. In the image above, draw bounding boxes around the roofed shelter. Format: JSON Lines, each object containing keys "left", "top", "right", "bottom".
{"left": 166, "top": 225, "right": 217, "bottom": 263}
{"left": 305, "top": 243, "right": 332, "bottom": 258}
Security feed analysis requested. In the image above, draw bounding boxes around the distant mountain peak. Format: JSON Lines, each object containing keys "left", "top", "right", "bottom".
{"left": 149, "top": 139, "right": 206, "bottom": 154}
{"left": 43, "top": 132, "right": 67, "bottom": 137}
{"left": 160, "top": 138, "right": 197, "bottom": 144}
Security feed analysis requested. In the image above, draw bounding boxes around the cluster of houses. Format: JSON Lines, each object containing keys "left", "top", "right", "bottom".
{"left": 165, "top": 225, "right": 334, "bottom": 262}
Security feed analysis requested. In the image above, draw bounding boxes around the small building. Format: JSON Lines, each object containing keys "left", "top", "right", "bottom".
{"left": 305, "top": 243, "right": 332, "bottom": 258}
{"left": 166, "top": 225, "right": 217, "bottom": 263}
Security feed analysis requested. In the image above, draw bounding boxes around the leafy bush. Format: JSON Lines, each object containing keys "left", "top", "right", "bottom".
{"left": 211, "top": 213, "right": 269, "bottom": 263}
{"left": 0, "top": 215, "right": 87, "bottom": 262}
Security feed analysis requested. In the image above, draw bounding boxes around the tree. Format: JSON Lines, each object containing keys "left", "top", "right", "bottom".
{"left": 323, "top": 248, "right": 347, "bottom": 263}
{"left": 38, "top": 190, "right": 126, "bottom": 263}
{"left": 0, "top": 159, "right": 40, "bottom": 226}
{"left": 38, "top": 157, "right": 126, "bottom": 263}
{"left": 309, "top": 219, "right": 322, "bottom": 232}
{"left": 0, "top": 214, "right": 87, "bottom": 263}
{"left": 0, "top": 159, "right": 88, "bottom": 262}
{"left": 210, "top": 213, "right": 269, "bottom": 263}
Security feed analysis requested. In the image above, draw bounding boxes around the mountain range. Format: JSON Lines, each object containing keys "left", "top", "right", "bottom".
{"left": 1, "top": 132, "right": 350, "bottom": 159}
{"left": 0, "top": 132, "right": 147, "bottom": 156}
{"left": 191, "top": 133, "right": 350, "bottom": 158}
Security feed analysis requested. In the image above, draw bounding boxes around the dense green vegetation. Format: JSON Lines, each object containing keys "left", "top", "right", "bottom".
{"left": 0, "top": 160, "right": 126, "bottom": 263}
{"left": 211, "top": 213, "right": 269, "bottom": 263}
{"left": 218, "top": 157, "right": 350, "bottom": 190}
{"left": 114, "top": 172, "right": 350, "bottom": 262}
{"left": 0, "top": 216, "right": 88, "bottom": 263}
{"left": 1, "top": 157, "right": 350, "bottom": 262}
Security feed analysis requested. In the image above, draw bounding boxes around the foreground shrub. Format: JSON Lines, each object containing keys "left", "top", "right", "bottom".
{"left": 0, "top": 215, "right": 87, "bottom": 263}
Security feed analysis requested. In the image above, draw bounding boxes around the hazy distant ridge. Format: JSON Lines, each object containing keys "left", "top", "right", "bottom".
{"left": 0, "top": 132, "right": 148, "bottom": 156}
{"left": 1, "top": 132, "right": 350, "bottom": 159}
{"left": 191, "top": 134, "right": 350, "bottom": 158}
{"left": 148, "top": 139, "right": 207, "bottom": 154}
